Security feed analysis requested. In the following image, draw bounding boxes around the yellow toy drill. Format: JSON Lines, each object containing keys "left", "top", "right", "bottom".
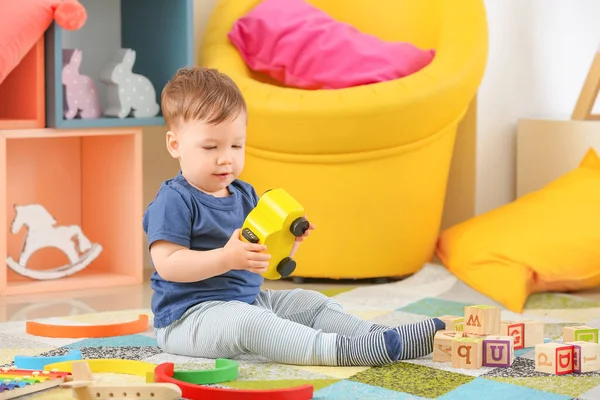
{"left": 240, "top": 188, "right": 310, "bottom": 280}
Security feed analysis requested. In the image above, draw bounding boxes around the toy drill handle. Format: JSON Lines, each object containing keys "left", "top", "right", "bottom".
{"left": 240, "top": 228, "right": 259, "bottom": 243}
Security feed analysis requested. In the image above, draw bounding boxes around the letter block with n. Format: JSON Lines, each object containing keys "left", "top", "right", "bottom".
{"left": 483, "top": 335, "right": 515, "bottom": 367}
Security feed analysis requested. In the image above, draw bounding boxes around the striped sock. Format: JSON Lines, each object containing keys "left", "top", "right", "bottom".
{"left": 370, "top": 318, "right": 445, "bottom": 360}
{"left": 336, "top": 329, "right": 400, "bottom": 366}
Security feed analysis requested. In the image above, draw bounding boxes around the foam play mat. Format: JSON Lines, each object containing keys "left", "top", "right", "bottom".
{"left": 1, "top": 264, "right": 599, "bottom": 399}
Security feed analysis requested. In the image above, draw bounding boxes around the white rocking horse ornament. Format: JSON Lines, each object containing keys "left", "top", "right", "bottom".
{"left": 6, "top": 204, "right": 102, "bottom": 280}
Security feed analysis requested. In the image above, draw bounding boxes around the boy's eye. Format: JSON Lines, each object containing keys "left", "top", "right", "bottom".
{"left": 203, "top": 146, "right": 216, "bottom": 150}
{"left": 233, "top": 145, "right": 243, "bottom": 148}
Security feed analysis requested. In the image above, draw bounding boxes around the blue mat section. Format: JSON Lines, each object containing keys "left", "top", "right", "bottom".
{"left": 65, "top": 334, "right": 158, "bottom": 348}
{"left": 437, "top": 378, "right": 572, "bottom": 400}
{"left": 313, "top": 380, "right": 427, "bottom": 400}
{"left": 397, "top": 298, "right": 474, "bottom": 317}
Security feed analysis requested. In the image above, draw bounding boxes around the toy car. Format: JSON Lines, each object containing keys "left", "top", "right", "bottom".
{"left": 240, "top": 188, "right": 310, "bottom": 280}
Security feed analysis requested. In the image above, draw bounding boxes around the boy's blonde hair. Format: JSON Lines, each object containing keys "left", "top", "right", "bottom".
{"left": 160, "top": 66, "right": 247, "bottom": 130}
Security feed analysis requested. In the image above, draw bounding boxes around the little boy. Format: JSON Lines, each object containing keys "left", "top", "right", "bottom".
{"left": 143, "top": 66, "right": 444, "bottom": 366}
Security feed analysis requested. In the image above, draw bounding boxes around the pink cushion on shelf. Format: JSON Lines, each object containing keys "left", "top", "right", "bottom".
{"left": 0, "top": 0, "right": 86, "bottom": 85}
{"left": 227, "top": 0, "right": 435, "bottom": 90}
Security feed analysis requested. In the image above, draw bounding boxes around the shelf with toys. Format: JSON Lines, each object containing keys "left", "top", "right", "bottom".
{"left": 0, "top": 0, "right": 194, "bottom": 297}
{"left": 46, "top": 0, "right": 194, "bottom": 129}
{"left": 0, "top": 127, "right": 143, "bottom": 296}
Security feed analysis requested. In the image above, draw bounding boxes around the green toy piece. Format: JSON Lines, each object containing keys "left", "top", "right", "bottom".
{"left": 171, "top": 358, "right": 238, "bottom": 385}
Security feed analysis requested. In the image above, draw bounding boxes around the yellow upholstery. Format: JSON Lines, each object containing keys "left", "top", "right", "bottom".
{"left": 200, "top": 0, "right": 488, "bottom": 279}
{"left": 437, "top": 149, "right": 600, "bottom": 313}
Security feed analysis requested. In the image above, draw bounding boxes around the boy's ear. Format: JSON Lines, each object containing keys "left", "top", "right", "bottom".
{"left": 166, "top": 131, "right": 180, "bottom": 159}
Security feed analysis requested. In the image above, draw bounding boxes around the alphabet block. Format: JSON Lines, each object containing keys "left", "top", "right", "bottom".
{"left": 535, "top": 342, "right": 574, "bottom": 375}
{"left": 464, "top": 305, "right": 501, "bottom": 335}
{"left": 500, "top": 320, "right": 525, "bottom": 350}
{"left": 563, "top": 326, "right": 598, "bottom": 343}
{"left": 483, "top": 335, "right": 515, "bottom": 367}
{"left": 433, "top": 330, "right": 465, "bottom": 362}
{"left": 569, "top": 341, "right": 600, "bottom": 373}
{"left": 524, "top": 320, "right": 545, "bottom": 347}
{"left": 452, "top": 337, "right": 483, "bottom": 369}
{"left": 438, "top": 315, "right": 465, "bottom": 332}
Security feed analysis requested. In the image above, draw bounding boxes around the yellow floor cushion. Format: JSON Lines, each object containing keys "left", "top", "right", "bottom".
{"left": 437, "top": 148, "right": 600, "bottom": 312}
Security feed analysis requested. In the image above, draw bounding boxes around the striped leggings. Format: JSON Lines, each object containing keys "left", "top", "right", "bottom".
{"left": 155, "top": 288, "right": 377, "bottom": 365}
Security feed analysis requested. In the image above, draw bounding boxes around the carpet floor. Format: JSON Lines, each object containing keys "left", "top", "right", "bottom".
{"left": 1, "top": 264, "right": 599, "bottom": 399}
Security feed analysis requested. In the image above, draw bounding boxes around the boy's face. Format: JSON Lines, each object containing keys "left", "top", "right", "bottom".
{"left": 166, "top": 114, "right": 246, "bottom": 196}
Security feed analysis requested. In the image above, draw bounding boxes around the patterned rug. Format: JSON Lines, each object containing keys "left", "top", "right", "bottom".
{"left": 1, "top": 263, "right": 600, "bottom": 399}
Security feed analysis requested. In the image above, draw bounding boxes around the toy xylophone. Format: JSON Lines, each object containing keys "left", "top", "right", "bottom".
{"left": 0, "top": 366, "right": 71, "bottom": 399}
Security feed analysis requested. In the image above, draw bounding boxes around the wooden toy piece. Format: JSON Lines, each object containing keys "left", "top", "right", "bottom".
{"left": 0, "top": 368, "right": 70, "bottom": 400}
{"left": 45, "top": 359, "right": 156, "bottom": 383}
{"left": 464, "top": 305, "right": 501, "bottom": 335}
{"left": 483, "top": 335, "right": 515, "bottom": 368}
{"left": 14, "top": 349, "right": 82, "bottom": 370}
{"left": 100, "top": 48, "right": 160, "bottom": 119}
{"left": 535, "top": 342, "right": 574, "bottom": 375}
{"left": 154, "top": 362, "right": 314, "bottom": 400}
{"left": 6, "top": 203, "right": 103, "bottom": 281}
{"left": 563, "top": 325, "right": 598, "bottom": 343}
{"left": 499, "top": 320, "right": 525, "bottom": 350}
{"left": 438, "top": 315, "right": 464, "bottom": 332}
{"left": 60, "top": 361, "right": 181, "bottom": 400}
{"left": 240, "top": 188, "right": 310, "bottom": 280}
{"left": 451, "top": 336, "right": 483, "bottom": 370}
{"left": 27, "top": 314, "right": 148, "bottom": 338}
{"left": 523, "top": 320, "right": 545, "bottom": 347}
{"left": 172, "top": 358, "right": 238, "bottom": 385}
{"left": 568, "top": 341, "right": 600, "bottom": 373}
{"left": 62, "top": 48, "right": 102, "bottom": 120}
{"left": 433, "top": 330, "right": 465, "bottom": 362}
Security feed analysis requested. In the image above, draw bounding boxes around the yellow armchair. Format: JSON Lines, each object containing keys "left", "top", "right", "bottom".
{"left": 200, "top": 0, "right": 488, "bottom": 280}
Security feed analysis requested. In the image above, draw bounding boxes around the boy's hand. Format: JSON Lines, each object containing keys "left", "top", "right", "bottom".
{"left": 295, "top": 217, "right": 316, "bottom": 242}
{"left": 224, "top": 228, "right": 271, "bottom": 274}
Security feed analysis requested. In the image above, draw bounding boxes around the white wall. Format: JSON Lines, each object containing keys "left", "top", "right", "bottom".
{"left": 476, "top": 0, "right": 600, "bottom": 214}
{"left": 194, "top": 0, "right": 600, "bottom": 215}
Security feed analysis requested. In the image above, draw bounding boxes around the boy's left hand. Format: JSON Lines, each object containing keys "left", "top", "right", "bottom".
{"left": 295, "top": 217, "right": 315, "bottom": 242}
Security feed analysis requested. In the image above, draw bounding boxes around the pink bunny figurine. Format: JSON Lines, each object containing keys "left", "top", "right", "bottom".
{"left": 62, "top": 48, "right": 102, "bottom": 119}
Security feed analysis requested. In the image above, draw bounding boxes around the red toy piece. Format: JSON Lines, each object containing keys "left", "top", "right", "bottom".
{"left": 154, "top": 363, "right": 314, "bottom": 400}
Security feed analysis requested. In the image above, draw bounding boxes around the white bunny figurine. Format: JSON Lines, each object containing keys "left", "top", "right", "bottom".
{"left": 99, "top": 48, "right": 160, "bottom": 118}
{"left": 62, "top": 48, "right": 102, "bottom": 119}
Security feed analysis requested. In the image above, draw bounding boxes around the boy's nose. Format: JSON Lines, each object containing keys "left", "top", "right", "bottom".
{"left": 217, "top": 155, "right": 232, "bottom": 165}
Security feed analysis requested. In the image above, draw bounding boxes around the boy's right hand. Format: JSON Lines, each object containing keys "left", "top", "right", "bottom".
{"left": 223, "top": 228, "right": 271, "bottom": 274}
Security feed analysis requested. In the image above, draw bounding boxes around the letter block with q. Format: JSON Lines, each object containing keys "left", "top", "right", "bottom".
{"left": 535, "top": 342, "right": 574, "bottom": 375}
{"left": 483, "top": 335, "right": 515, "bottom": 367}
{"left": 452, "top": 337, "right": 483, "bottom": 369}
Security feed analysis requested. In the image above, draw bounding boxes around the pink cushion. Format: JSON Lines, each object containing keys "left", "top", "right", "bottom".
{"left": 227, "top": 0, "right": 435, "bottom": 90}
{"left": 0, "top": 0, "right": 86, "bottom": 85}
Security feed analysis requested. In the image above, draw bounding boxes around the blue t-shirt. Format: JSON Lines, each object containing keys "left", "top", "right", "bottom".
{"left": 142, "top": 172, "right": 264, "bottom": 328}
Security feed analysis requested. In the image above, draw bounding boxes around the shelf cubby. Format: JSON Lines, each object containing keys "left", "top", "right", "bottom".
{"left": 0, "top": 38, "right": 46, "bottom": 129}
{"left": 45, "top": 0, "right": 194, "bottom": 129}
{"left": 0, "top": 127, "right": 143, "bottom": 296}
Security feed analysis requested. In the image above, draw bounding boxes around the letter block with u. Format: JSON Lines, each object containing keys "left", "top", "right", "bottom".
{"left": 483, "top": 335, "right": 515, "bottom": 367}
{"left": 535, "top": 343, "right": 574, "bottom": 375}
